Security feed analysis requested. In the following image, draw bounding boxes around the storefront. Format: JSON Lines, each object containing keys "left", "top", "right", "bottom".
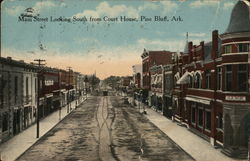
{"left": 13, "top": 108, "right": 21, "bottom": 135}
{"left": 185, "top": 96, "right": 213, "bottom": 142}
{"left": 163, "top": 95, "right": 173, "bottom": 118}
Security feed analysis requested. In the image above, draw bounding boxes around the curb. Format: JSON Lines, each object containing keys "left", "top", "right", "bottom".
{"left": 14, "top": 98, "right": 88, "bottom": 161}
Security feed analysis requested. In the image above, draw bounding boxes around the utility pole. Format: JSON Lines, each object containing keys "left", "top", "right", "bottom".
{"left": 66, "top": 67, "right": 72, "bottom": 113}
{"left": 58, "top": 70, "right": 61, "bottom": 120}
{"left": 34, "top": 59, "right": 46, "bottom": 138}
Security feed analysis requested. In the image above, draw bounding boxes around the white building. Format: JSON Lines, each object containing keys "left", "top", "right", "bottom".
{"left": 0, "top": 57, "right": 37, "bottom": 143}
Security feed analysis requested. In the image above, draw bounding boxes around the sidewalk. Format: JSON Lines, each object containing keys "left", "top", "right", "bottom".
{"left": 0, "top": 97, "right": 87, "bottom": 161}
{"left": 139, "top": 107, "right": 244, "bottom": 161}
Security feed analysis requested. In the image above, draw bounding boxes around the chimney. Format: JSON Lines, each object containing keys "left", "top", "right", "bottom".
{"left": 188, "top": 42, "right": 193, "bottom": 62}
{"left": 200, "top": 41, "right": 205, "bottom": 60}
{"left": 212, "top": 30, "right": 218, "bottom": 60}
{"left": 188, "top": 41, "right": 193, "bottom": 54}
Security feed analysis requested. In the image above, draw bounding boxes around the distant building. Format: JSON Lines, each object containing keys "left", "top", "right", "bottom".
{"left": 132, "top": 64, "right": 142, "bottom": 89}
{"left": 149, "top": 52, "right": 175, "bottom": 114}
{"left": 38, "top": 67, "right": 60, "bottom": 118}
{"left": 121, "top": 76, "right": 132, "bottom": 87}
{"left": 162, "top": 63, "right": 175, "bottom": 118}
{"left": 141, "top": 49, "right": 173, "bottom": 105}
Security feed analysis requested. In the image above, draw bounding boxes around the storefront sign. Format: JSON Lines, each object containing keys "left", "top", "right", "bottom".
{"left": 225, "top": 95, "right": 246, "bottom": 101}
{"left": 45, "top": 80, "right": 54, "bottom": 86}
{"left": 185, "top": 96, "right": 210, "bottom": 105}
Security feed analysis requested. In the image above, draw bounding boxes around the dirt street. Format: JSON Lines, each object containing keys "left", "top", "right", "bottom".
{"left": 17, "top": 95, "right": 194, "bottom": 161}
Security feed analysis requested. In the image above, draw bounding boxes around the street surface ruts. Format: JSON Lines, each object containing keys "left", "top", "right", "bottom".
{"left": 17, "top": 95, "right": 194, "bottom": 161}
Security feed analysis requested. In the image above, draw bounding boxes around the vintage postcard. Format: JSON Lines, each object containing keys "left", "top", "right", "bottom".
{"left": 0, "top": 0, "right": 250, "bottom": 161}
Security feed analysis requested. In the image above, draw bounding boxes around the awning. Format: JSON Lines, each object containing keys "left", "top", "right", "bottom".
{"left": 185, "top": 96, "right": 210, "bottom": 105}
{"left": 176, "top": 71, "right": 190, "bottom": 84}
{"left": 45, "top": 94, "right": 53, "bottom": 98}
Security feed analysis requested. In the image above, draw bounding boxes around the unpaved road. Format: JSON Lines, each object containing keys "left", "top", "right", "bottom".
{"left": 17, "top": 95, "right": 194, "bottom": 161}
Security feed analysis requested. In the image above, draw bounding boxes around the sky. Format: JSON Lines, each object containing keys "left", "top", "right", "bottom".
{"left": 1, "top": 0, "right": 237, "bottom": 79}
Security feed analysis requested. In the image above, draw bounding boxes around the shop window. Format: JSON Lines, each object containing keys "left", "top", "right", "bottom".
{"left": 2, "top": 113, "right": 8, "bottom": 132}
{"left": 205, "top": 111, "right": 211, "bottom": 130}
{"left": 198, "top": 108, "right": 203, "bottom": 127}
{"left": 217, "top": 67, "right": 222, "bottom": 90}
{"left": 191, "top": 106, "right": 196, "bottom": 124}
{"left": 238, "top": 64, "right": 248, "bottom": 92}
{"left": 225, "top": 65, "right": 232, "bottom": 91}
{"left": 224, "top": 45, "right": 232, "bottom": 54}
{"left": 216, "top": 112, "right": 223, "bottom": 129}
{"left": 205, "top": 71, "right": 211, "bottom": 89}
{"left": 238, "top": 43, "right": 249, "bottom": 52}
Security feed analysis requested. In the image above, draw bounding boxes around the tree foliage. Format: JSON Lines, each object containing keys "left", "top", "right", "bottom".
{"left": 103, "top": 76, "right": 121, "bottom": 87}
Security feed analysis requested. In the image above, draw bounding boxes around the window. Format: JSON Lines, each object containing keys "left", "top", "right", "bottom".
{"left": 238, "top": 64, "right": 247, "bottom": 92}
{"left": 225, "top": 65, "right": 232, "bottom": 91}
{"left": 188, "top": 75, "right": 193, "bottom": 88}
{"left": 165, "top": 74, "right": 172, "bottom": 92}
{"left": 35, "top": 78, "right": 37, "bottom": 94}
{"left": 205, "top": 71, "right": 211, "bottom": 89}
{"left": 198, "top": 108, "right": 203, "bottom": 127}
{"left": 191, "top": 106, "right": 196, "bottom": 124}
{"left": 238, "top": 43, "right": 249, "bottom": 52}
{"left": 217, "top": 112, "right": 223, "bottom": 129}
{"left": 151, "top": 76, "right": 154, "bottom": 88}
{"left": 26, "top": 77, "right": 29, "bottom": 96}
{"left": 217, "top": 68, "right": 222, "bottom": 90}
{"left": 14, "top": 76, "right": 18, "bottom": 104}
{"left": 2, "top": 113, "right": 8, "bottom": 132}
{"left": 195, "top": 73, "right": 201, "bottom": 88}
{"left": 224, "top": 45, "right": 232, "bottom": 54}
{"left": 0, "top": 74, "right": 4, "bottom": 106}
{"left": 205, "top": 111, "right": 211, "bottom": 130}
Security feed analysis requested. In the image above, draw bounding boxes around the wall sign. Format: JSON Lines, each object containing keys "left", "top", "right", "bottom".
{"left": 225, "top": 95, "right": 246, "bottom": 101}
{"left": 44, "top": 80, "right": 54, "bottom": 86}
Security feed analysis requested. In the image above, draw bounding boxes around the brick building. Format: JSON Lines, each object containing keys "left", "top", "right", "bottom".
{"left": 141, "top": 49, "right": 173, "bottom": 104}
{"left": 220, "top": 0, "right": 250, "bottom": 157}
{"left": 38, "top": 67, "right": 60, "bottom": 118}
{"left": 174, "top": 0, "right": 250, "bottom": 158}
{"left": 149, "top": 52, "right": 176, "bottom": 115}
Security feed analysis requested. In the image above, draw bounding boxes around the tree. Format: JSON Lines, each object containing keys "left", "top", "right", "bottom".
{"left": 103, "top": 76, "right": 121, "bottom": 89}
{"left": 90, "top": 75, "right": 100, "bottom": 90}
